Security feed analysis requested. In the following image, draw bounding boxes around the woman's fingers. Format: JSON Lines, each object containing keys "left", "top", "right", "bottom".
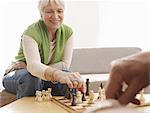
{"left": 72, "top": 72, "right": 83, "bottom": 88}
{"left": 66, "top": 80, "right": 74, "bottom": 88}
{"left": 65, "top": 72, "right": 84, "bottom": 89}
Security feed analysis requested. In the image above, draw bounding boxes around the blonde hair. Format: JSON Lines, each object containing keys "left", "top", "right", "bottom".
{"left": 38, "top": 0, "right": 65, "bottom": 15}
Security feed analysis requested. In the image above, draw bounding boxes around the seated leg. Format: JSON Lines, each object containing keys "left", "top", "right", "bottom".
{"left": 2, "top": 69, "right": 44, "bottom": 99}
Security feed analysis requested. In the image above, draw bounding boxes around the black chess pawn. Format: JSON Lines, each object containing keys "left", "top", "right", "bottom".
{"left": 100, "top": 83, "right": 103, "bottom": 89}
{"left": 64, "top": 86, "right": 71, "bottom": 99}
{"left": 71, "top": 93, "right": 77, "bottom": 106}
{"left": 86, "top": 78, "right": 90, "bottom": 96}
{"left": 81, "top": 92, "right": 86, "bottom": 101}
{"left": 70, "top": 88, "right": 77, "bottom": 106}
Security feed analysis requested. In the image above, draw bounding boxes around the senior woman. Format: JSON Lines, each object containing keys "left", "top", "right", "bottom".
{"left": 2, "top": 0, "right": 83, "bottom": 99}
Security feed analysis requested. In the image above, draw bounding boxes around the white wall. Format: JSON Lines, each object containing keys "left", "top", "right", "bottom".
{"left": 0, "top": 0, "right": 150, "bottom": 88}
{"left": 0, "top": 0, "right": 40, "bottom": 69}
{"left": 98, "top": 0, "right": 150, "bottom": 51}
{"left": 64, "top": 0, "right": 100, "bottom": 48}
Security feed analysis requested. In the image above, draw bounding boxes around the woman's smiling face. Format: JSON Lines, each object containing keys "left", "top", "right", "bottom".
{"left": 42, "top": 1, "right": 64, "bottom": 31}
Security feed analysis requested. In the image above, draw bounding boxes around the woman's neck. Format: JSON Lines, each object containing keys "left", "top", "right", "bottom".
{"left": 48, "top": 29, "right": 56, "bottom": 42}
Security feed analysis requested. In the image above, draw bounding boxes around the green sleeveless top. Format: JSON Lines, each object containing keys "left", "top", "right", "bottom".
{"left": 15, "top": 20, "right": 73, "bottom": 64}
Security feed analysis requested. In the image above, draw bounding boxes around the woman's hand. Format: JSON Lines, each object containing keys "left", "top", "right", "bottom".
{"left": 54, "top": 71, "right": 84, "bottom": 89}
{"left": 5, "top": 62, "right": 26, "bottom": 75}
{"left": 44, "top": 67, "right": 84, "bottom": 89}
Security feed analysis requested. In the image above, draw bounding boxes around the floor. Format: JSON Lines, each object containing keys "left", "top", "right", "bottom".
{"left": 0, "top": 72, "right": 16, "bottom": 107}
{"left": 0, "top": 90, "right": 16, "bottom": 107}
{"left": 0, "top": 70, "right": 16, "bottom": 108}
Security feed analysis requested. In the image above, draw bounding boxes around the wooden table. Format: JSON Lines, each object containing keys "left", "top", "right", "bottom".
{"left": 0, "top": 95, "right": 150, "bottom": 113}
{"left": 0, "top": 97, "right": 69, "bottom": 113}
{"left": 129, "top": 94, "right": 150, "bottom": 113}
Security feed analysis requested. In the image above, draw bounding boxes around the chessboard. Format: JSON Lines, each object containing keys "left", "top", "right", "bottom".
{"left": 51, "top": 81, "right": 106, "bottom": 113}
{"left": 51, "top": 93, "right": 100, "bottom": 113}
{"left": 51, "top": 94, "right": 150, "bottom": 113}
{"left": 34, "top": 79, "right": 150, "bottom": 113}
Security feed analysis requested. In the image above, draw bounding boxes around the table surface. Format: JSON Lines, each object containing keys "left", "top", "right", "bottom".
{"left": 0, "top": 97, "right": 68, "bottom": 113}
{"left": 0, "top": 94, "right": 150, "bottom": 113}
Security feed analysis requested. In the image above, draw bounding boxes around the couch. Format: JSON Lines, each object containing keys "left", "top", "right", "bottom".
{"left": 70, "top": 47, "right": 142, "bottom": 92}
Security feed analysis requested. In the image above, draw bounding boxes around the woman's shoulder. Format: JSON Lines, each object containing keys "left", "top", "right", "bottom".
{"left": 26, "top": 20, "right": 41, "bottom": 30}
{"left": 61, "top": 24, "right": 73, "bottom": 34}
{"left": 23, "top": 20, "right": 43, "bottom": 44}
{"left": 24, "top": 20, "right": 43, "bottom": 35}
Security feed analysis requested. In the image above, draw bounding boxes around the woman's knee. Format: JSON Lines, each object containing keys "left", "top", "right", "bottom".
{"left": 15, "top": 69, "right": 42, "bottom": 98}
{"left": 16, "top": 69, "right": 40, "bottom": 89}
{"left": 2, "top": 69, "right": 36, "bottom": 93}
{"left": 2, "top": 70, "right": 21, "bottom": 94}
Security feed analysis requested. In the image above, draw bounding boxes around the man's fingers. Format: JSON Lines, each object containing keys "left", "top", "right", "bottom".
{"left": 118, "top": 78, "right": 143, "bottom": 105}
{"left": 131, "top": 98, "right": 140, "bottom": 105}
{"left": 105, "top": 73, "right": 123, "bottom": 99}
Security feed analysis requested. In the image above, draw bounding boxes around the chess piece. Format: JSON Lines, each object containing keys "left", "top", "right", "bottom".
{"left": 88, "top": 90, "right": 94, "bottom": 104}
{"left": 86, "top": 78, "right": 90, "bottom": 96}
{"left": 78, "top": 84, "right": 86, "bottom": 101}
{"left": 35, "top": 90, "right": 39, "bottom": 101}
{"left": 76, "top": 91, "right": 82, "bottom": 104}
{"left": 45, "top": 88, "right": 52, "bottom": 101}
{"left": 98, "top": 83, "right": 105, "bottom": 100}
{"left": 100, "top": 83, "right": 106, "bottom": 101}
{"left": 47, "top": 88, "right": 52, "bottom": 100}
{"left": 140, "top": 89, "right": 145, "bottom": 104}
{"left": 45, "top": 91, "right": 50, "bottom": 101}
{"left": 35, "top": 90, "right": 43, "bottom": 102}
{"left": 64, "top": 86, "right": 71, "bottom": 99}
{"left": 70, "top": 88, "right": 77, "bottom": 106}
{"left": 81, "top": 91, "right": 86, "bottom": 101}
{"left": 71, "top": 93, "right": 77, "bottom": 106}
{"left": 42, "top": 90, "right": 46, "bottom": 101}
{"left": 97, "top": 84, "right": 102, "bottom": 99}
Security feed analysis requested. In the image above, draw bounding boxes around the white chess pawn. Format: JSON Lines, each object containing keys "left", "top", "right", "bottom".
{"left": 48, "top": 88, "right": 51, "bottom": 92}
{"left": 45, "top": 91, "right": 50, "bottom": 101}
{"left": 140, "top": 89, "right": 145, "bottom": 104}
{"left": 88, "top": 90, "right": 94, "bottom": 104}
{"left": 48, "top": 88, "right": 52, "bottom": 99}
{"left": 35, "top": 91, "right": 43, "bottom": 102}
{"left": 100, "top": 88, "right": 106, "bottom": 101}
{"left": 42, "top": 90, "right": 46, "bottom": 101}
{"left": 76, "top": 91, "right": 82, "bottom": 104}
{"left": 35, "top": 90, "right": 40, "bottom": 101}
